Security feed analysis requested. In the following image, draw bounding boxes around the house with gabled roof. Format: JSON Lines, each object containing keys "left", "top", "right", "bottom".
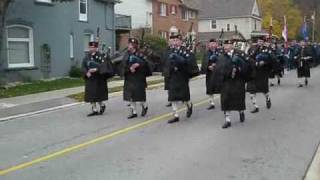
{"left": 198, "top": 0, "right": 262, "bottom": 42}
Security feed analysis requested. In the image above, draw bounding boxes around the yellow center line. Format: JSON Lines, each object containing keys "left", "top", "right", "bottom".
{"left": 0, "top": 98, "right": 209, "bottom": 176}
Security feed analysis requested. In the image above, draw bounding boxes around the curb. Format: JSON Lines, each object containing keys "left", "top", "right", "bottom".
{"left": 0, "top": 75, "right": 204, "bottom": 122}
{"left": 304, "top": 142, "right": 320, "bottom": 180}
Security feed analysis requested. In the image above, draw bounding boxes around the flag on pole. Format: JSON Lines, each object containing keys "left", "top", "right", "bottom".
{"left": 311, "top": 11, "right": 315, "bottom": 20}
{"left": 282, "top": 16, "right": 288, "bottom": 52}
{"left": 301, "top": 16, "right": 309, "bottom": 41}
{"left": 268, "top": 17, "right": 273, "bottom": 41}
{"left": 282, "top": 16, "right": 288, "bottom": 42}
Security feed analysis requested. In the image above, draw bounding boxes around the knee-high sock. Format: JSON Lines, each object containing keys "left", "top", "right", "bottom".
{"left": 264, "top": 93, "right": 270, "bottom": 101}
{"left": 209, "top": 95, "right": 215, "bottom": 105}
{"left": 97, "top": 102, "right": 105, "bottom": 111}
{"left": 91, "top": 103, "right": 98, "bottom": 112}
{"left": 140, "top": 102, "right": 147, "bottom": 108}
{"left": 130, "top": 102, "right": 137, "bottom": 114}
{"left": 172, "top": 102, "right": 179, "bottom": 117}
{"left": 184, "top": 101, "right": 192, "bottom": 108}
{"left": 270, "top": 78, "right": 275, "bottom": 84}
{"left": 298, "top": 78, "right": 303, "bottom": 85}
{"left": 250, "top": 94, "right": 258, "bottom": 108}
{"left": 225, "top": 111, "right": 231, "bottom": 122}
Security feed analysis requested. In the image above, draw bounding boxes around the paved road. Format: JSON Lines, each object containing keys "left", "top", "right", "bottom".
{"left": 1, "top": 68, "right": 320, "bottom": 180}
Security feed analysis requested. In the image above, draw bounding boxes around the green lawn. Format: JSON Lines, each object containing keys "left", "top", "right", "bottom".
{"left": 0, "top": 78, "right": 84, "bottom": 99}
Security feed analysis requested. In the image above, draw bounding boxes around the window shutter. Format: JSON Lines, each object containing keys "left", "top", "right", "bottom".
{"left": 158, "top": 2, "right": 161, "bottom": 15}
{"left": 166, "top": 4, "right": 169, "bottom": 16}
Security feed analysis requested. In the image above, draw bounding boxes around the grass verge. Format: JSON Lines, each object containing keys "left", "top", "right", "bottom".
{"left": 69, "top": 79, "right": 164, "bottom": 102}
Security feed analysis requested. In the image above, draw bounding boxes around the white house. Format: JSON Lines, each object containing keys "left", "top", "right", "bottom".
{"left": 198, "top": 0, "right": 262, "bottom": 41}
{"left": 115, "top": 0, "right": 153, "bottom": 29}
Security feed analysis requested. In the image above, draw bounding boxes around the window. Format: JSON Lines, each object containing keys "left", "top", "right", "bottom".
{"left": 227, "top": 24, "right": 230, "bottom": 31}
{"left": 189, "top": 10, "right": 196, "bottom": 19}
{"left": 171, "top": 5, "right": 177, "bottom": 15}
{"left": 211, "top": 19, "right": 217, "bottom": 29}
{"left": 70, "top": 34, "right": 74, "bottom": 59}
{"left": 159, "top": 31, "right": 168, "bottom": 39}
{"left": 84, "top": 33, "right": 94, "bottom": 51}
{"left": 159, "top": 3, "right": 168, "bottom": 17}
{"left": 7, "top": 25, "right": 34, "bottom": 68}
{"left": 35, "top": 0, "right": 52, "bottom": 3}
{"left": 181, "top": 8, "right": 188, "bottom": 20}
{"left": 79, "top": 0, "right": 88, "bottom": 22}
{"left": 146, "top": 12, "right": 152, "bottom": 27}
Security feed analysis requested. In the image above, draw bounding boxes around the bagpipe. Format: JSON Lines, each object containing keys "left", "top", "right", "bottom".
{"left": 128, "top": 53, "right": 146, "bottom": 64}
{"left": 182, "top": 22, "right": 198, "bottom": 53}
{"left": 168, "top": 46, "right": 199, "bottom": 77}
{"left": 255, "top": 47, "right": 272, "bottom": 63}
{"left": 93, "top": 27, "right": 114, "bottom": 78}
{"left": 87, "top": 60, "right": 101, "bottom": 70}
{"left": 169, "top": 51, "right": 188, "bottom": 65}
{"left": 231, "top": 51, "right": 253, "bottom": 81}
{"left": 232, "top": 54, "right": 246, "bottom": 67}
{"left": 208, "top": 51, "right": 218, "bottom": 64}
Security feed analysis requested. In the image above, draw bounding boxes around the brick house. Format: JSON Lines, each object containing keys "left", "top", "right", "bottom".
{"left": 152, "top": 0, "right": 200, "bottom": 40}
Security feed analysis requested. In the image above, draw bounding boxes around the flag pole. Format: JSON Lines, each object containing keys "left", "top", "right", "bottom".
{"left": 283, "top": 16, "right": 288, "bottom": 53}
{"left": 269, "top": 17, "right": 273, "bottom": 42}
{"left": 312, "top": 10, "right": 316, "bottom": 42}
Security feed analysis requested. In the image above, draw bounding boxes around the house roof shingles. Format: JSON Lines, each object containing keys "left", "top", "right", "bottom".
{"left": 198, "top": 31, "right": 246, "bottom": 42}
{"left": 199, "top": 0, "right": 257, "bottom": 19}
{"left": 181, "top": 0, "right": 202, "bottom": 10}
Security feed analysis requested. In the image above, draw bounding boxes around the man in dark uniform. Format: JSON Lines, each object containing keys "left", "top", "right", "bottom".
{"left": 164, "top": 34, "right": 199, "bottom": 124}
{"left": 269, "top": 43, "right": 285, "bottom": 86}
{"left": 247, "top": 38, "right": 273, "bottom": 113}
{"left": 82, "top": 41, "right": 109, "bottom": 117}
{"left": 315, "top": 43, "right": 320, "bottom": 66}
{"left": 220, "top": 40, "right": 250, "bottom": 129}
{"left": 121, "top": 38, "right": 150, "bottom": 119}
{"left": 287, "top": 40, "right": 299, "bottom": 71}
{"left": 162, "top": 37, "right": 175, "bottom": 107}
{"left": 295, "top": 40, "right": 313, "bottom": 87}
{"left": 201, "top": 38, "right": 223, "bottom": 110}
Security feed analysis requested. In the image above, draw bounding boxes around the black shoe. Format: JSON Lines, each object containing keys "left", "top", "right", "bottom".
{"left": 99, "top": 105, "right": 106, "bottom": 115}
{"left": 305, "top": 79, "right": 308, "bottom": 86}
{"left": 168, "top": 117, "right": 180, "bottom": 124}
{"left": 128, "top": 113, "right": 138, "bottom": 119}
{"left": 141, "top": 106, "right": 148, "bottom": 117}
{"left": 222, "top": 122, "right": 231, "bottom": 129}
{"left": 298, "top": 84, "right": 303, "bottom": 88}
{"left": 207, "top": 105, "right": 215, "bottom": 110}
{"left": 87, "top": 111, "right": 99, "bottom": 117}
{"left": 270, "top": 83, "right": 274, "bottom": 87}
{"left": 186, "top": 103, "right": 193, "bottom": 118}
{"left": 251, "top": 107, "right": 259, "bottom": 113}
{"left": 240, "top": 112, "right": 245, "bottom": 123}
{"left": 277, "top": 79, "right": 281, "bottom": 85}
{"left": 166, "top": 103, "right": 172, "bottom": 107}
{"left": 266, "top": 99, "right": 271, "bottom": 109}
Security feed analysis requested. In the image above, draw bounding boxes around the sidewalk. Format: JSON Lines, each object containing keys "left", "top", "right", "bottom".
{"left": 0, "top": 75, "right": 164, "bottom": 120}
